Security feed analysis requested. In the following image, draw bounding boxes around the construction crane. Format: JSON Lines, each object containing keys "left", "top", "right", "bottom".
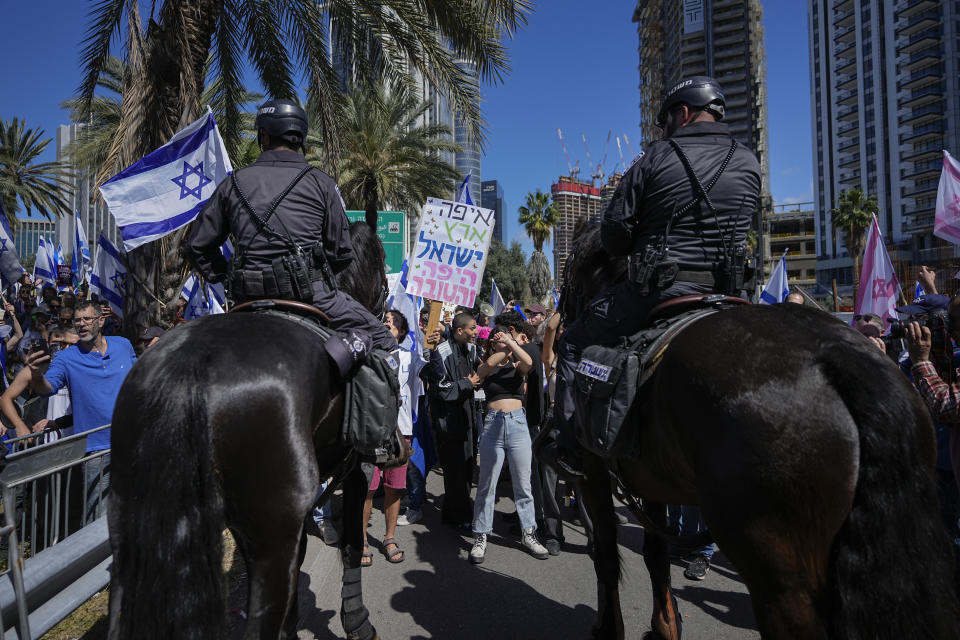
{"left": 596, "top": 130, "right": 612, "bottom": 185}
{"left": 622, "top": 133, "right": 636, "bottom": 160}
{"left": 557, "top": 128, "right": 580, "bottom": 181}
{"left": 581, "top": 133, "right": 596, "bottom": 186}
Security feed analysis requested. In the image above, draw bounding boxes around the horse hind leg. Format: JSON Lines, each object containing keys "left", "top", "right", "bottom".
{"left": 239, "top": 518, "right": 309, "bottom": 640}
{"left": 641, "top": 502, "right": 681, "bottom": 640}
{"left": 579, "top": 452, "right": 625, "bottom": 640}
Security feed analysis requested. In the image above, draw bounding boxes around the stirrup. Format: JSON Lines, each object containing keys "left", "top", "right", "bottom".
{"left": 556, "top": 449, "right": 587, "bottom": 479}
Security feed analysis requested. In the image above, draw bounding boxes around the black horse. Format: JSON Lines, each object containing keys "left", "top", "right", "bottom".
{"left": 561, "top": 223, "right": 960, "bottom": 639}
{"left": 107, "top": 222, "right": 387, "bottom": 640}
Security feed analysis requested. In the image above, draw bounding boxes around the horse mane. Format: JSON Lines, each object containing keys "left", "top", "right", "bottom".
{"left": 560, "top": 221, "right": 628, "bottom": 323}
{"left": 337, "top": 221, "right": 387, "bottom": 311}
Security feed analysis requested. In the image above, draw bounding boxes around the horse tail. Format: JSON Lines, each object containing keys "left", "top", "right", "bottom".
{"left": 110, "top": 357, "right": 226, "bottom": 640}
{"left": 820, "top": 346, "right": 960, "bottom": 639}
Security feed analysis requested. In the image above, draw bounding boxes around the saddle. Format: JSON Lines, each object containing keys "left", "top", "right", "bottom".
{"left": 573, "top": 294, "right": 748, "bottom": 458}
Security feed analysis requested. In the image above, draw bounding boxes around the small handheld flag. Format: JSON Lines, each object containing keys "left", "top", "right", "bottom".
{"left": 759, "top": 251, "right": 790, "bottom": 304}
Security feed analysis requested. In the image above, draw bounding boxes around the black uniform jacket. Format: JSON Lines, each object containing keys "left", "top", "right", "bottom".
{"left": 186, "top": 150, "right": 353, "bottom": 282}
{"left": 601, "top": 121, "right": 762, "bottom": 272}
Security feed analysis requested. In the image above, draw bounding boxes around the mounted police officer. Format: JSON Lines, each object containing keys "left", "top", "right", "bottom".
{"left": 553, "top": 76, "right": 762, "bottom": 475}
{"left": 186, "top": 99, "right": 397, "bottom": 366}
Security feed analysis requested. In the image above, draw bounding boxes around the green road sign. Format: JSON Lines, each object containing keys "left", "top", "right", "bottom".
{"left": 345, "top": 211, "right": 407, "bottom": 274}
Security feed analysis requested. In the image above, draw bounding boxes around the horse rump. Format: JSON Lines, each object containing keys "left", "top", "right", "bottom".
{"left": 108, "top": 333, "right": 227, "bottom": 640}
{"left": 817, "top": 332, "right": 960, "bottom": 639}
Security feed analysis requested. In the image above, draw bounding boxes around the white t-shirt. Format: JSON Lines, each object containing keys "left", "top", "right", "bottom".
{"left": 397, "top": 347, "right": 414, "bottom": 437}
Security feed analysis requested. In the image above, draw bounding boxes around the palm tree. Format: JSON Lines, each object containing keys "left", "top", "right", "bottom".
{"left": 518, "top": 189, "right": 558, "bottom": 302}
{"left": 831, "top": 187, "right": 879, "bottom": 304}
{"left": 62, "top": 56, "right": 262, "bottom": 174}
{"left": 331, "top": 82, "right": 462, "bottom": 229}
{"left": 77, "top": 0, "right": 530, "bottom": 331}
{"left": 0, "top": 118, "right": 72, "bottom": 227}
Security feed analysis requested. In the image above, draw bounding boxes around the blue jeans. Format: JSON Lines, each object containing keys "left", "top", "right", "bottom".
{"left": 473, "top": 408, "right": 537, "bottom": 534}
{"left": 406, "top": 463, "right": 425, "bottom": 512}
{"left": 313, "top": 480, "right": 332, "bottom": 524}
{"left": 668, "top": 504, "right": 714, "bottom": 558}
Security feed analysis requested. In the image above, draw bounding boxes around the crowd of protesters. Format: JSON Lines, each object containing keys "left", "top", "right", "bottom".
{"left": 2, "top": 261, "right": 958, "bottom": 582}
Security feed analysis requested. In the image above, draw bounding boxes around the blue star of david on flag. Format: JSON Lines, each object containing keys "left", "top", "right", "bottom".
{"left": 0, "top": 239, "right": 8, "bottom": 255}
{"left": 110, "top": 270, "right": 126, "bottom": 295}
{"left": 171, "top": 161, "right": 213, "bottom": 200}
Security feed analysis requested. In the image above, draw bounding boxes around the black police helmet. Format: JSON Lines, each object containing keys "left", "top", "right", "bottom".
{"left": 255, "top": 99, "right": 308, "bottom": 143}
{"left": 655, "top": 76, "right": 725, "bottom": 128}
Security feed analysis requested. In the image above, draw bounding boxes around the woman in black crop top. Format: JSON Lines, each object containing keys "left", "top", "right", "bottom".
{"left": 468, "top": 326, "right": 550, "bottom": 564}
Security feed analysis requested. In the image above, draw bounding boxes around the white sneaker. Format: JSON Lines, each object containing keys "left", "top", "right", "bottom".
{"left": 318, "top": 520, "right": 339, "bottom": 545}
{"left": 521, "top": 527, "right": 549, "bottom": 560}
{"left": 469, "top": 533, "right": 487, "bottom": 564}
{"left": 397, "top": 509, "right": 422, "bottom": 526}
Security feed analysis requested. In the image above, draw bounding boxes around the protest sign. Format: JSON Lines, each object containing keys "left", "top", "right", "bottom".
{"left": 405, "top": 197, "right": 495, "bottom": 307}
{"left": 56, "top": 265, "right": 73, "bottom": 288}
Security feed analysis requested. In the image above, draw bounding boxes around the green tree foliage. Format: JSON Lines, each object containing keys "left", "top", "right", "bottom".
{"left": 61, "top": 56, "right": 262, "bottom": 175}
{"left": 326, "top": 81, "right": 461, "bottom": 230}
{"left": 831, "top": 187, "right": 879, "bottom": 303}
{"left": 0, "top": 118, "right": 72, "bottom": 227}
{"left": 478, "top": 239, "right": 531, "bottom": 306}
{"left": 518, "top": 189, "right": 557, "bottom": 303}
{"left": 76, "top": 0, "right": 531, "bottom": 331}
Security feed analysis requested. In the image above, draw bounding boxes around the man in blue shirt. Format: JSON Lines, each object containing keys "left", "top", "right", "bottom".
{"left": 25, "top": 300, "right": 136, "bottom": 522}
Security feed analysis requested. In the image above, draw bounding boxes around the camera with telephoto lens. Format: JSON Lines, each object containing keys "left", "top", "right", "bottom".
{"left": 888, "top": 309, "right": 949, "bottom": 354}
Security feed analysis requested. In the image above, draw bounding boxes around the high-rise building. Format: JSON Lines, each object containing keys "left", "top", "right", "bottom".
{"left": 633, "top": 0, "right": 770, "bottom": 199}
{"left": 763, "top": 202, "right": 817, "bottom": 289}
{"left": 454, "top": 59, "right": 482, "bottom": 195}
{"left": 599, "top": 173, "right": 623, "bottom": 215}
{"left": 481, "top": 180, "right": 506, "bottom": 244}
{"left": 808, "top": 0, "right": 960, "bottom": 286}
{"left": 14, "top": 217, "right": 56, "bottom": 262}
{"left": 55, "top": 124, "right": 122, "bottom": 254}
{"left": 551, "top": 176, "right": 601, "bottom": 282}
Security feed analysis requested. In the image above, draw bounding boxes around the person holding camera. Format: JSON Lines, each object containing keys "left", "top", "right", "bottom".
{"left": 905, "top": 296, "right": 960, "bottom": 497}
{"left": 24, "top": 300, "right": 137, "bottom": 521}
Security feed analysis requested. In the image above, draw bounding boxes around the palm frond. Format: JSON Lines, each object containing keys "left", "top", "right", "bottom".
{"left": 77, "top": 0, "right": 127, "bottom": 115}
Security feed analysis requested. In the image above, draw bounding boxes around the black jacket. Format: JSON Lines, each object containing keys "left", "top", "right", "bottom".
{"left": 601, "top": 121, "right": 761, "bottom": 272}
{"left": 185, "top": 150, "right": 353, "bottom": 282}
{"left": 422, "top": 337, "right": 480, "bottom": 436}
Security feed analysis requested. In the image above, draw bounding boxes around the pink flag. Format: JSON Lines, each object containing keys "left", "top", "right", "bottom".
{"left": 934, "top": 150, "right": 960, "bottom": 245}
{"left": 854, "top": 215, "right": 901, "bottom": 332}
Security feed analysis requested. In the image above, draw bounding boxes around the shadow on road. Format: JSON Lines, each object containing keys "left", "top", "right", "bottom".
{"left": 391, "top": 525, "right": 595, "bottom": 639}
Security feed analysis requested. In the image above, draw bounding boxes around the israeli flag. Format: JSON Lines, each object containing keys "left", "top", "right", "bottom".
{"left": 456, "top": 172, "right": 475, "bottom": 206}
{"left": 386, "top": 259, "right": 426, "bottom": 420}
{"left": 490, "top": 278, "right": 505, "bottom": 316}
{"left": 0, "top": 201, "right": 24, "bottom": 287}
{"left": 32, "top": 236, "right": 56, "bottom": 286}
{"left": 99, "top": 108, "right": 233, "bottom": 251}
{"left": 90, "top": 234, "right": 126, "bottom": 318}
{"left": 553, "top": 287, "right": 560, "bottom": 309}
{"left": 759, "top": 251, "right": 790, "bottom": 304}
{"left": 914, "top": 281, "right": 924, "bottom": 300}
{"left": 72, "top": 212, "right": 91, "bottom": 284}
{"left": 183, "top": 274, "right": 225, "bottom": 319}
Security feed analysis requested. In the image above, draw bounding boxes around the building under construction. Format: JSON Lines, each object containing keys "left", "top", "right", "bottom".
{"left": 633, "top": 0, "right": 770, "bottom": 202}
{"left": 551, "top": 176, "right": 602, "bottom": 283}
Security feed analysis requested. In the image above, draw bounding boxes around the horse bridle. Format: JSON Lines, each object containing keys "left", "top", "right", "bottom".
{"left": 372, "top": 282, "right": 388, "bottom": 321}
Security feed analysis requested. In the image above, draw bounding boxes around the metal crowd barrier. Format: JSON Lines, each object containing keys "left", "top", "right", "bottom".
{"left": 0, "top": 425, "right": 112, "bottom": 639}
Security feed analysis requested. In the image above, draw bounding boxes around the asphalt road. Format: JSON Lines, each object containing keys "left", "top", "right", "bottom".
{"left": 242, "top": 471, "right": 760, "bottom": 640}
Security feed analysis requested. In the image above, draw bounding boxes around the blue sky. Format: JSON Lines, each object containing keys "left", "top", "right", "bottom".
{"left": 0, "top": 1, "right": 812, "bottom": 258}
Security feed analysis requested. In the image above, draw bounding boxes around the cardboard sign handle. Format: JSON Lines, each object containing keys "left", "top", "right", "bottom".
{"left": 424, "top": 300, "right": 443, "bottom": 350}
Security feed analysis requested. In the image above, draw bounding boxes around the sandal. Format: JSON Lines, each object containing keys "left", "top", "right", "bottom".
{"left": 361, "top": 544, "right": 373, "bottom": 568}
{"left": 382, "top": 537, "right": 405, "bottom": 564}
